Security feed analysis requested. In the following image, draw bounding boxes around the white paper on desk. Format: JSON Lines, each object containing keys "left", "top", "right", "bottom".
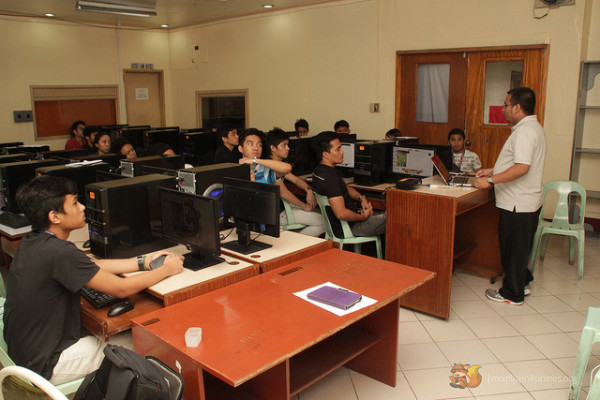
{"left": 293, "top": 281, "right": 377, "bottom": 316}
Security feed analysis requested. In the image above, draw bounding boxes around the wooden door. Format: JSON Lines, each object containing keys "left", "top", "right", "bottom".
{"left": 396, "top": 52, "right": 468, "bottom": 144}
{"left": 465, "top": 47, "right": 548, "bottom": 167}
{"left": 123, "top": 70, "right": 165, "bottom": 127}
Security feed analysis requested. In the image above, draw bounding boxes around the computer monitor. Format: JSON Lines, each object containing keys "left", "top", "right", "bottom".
{"left": 145, "top": 128, "right": 181, "bottom": 153}
{"left": 221, "top": 177, "right": 280, "bottom": 255}
{"left": 391, "top": 146, "right": 435, "bottom": 178}
{"left": 0, "top": 153, "right": 29, "bottom": 164}
{"left": 2, "top": 145, "right": 50, "bottom": 155}
{"left": 180, "top": 130, "right": 219, "bottom": 166}
{"left": 0, "top": 142, "right": 24, "bottom": 149}
{"left": 403, "top": 144, "right": 454, "bottom": 172}
{"left": 118, "top": 126, "right": 150, "bottom": 149}
{"left": 287, "top": 136, "right": 318, "bottom": 176}
{"left": 158, "top": 188, "right": 223, "bottom": 270}
{"left": 70, "top": 153, "right": 123, "bottom": 169}
{"left": 36, "top": 149, "right": 90, "bottom": 160}
{"left": 336, "top": 134, "right": 357, "bottom": 177}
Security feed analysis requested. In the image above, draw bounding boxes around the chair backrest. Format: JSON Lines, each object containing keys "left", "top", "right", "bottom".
{"left": 0, "top": 366, "right": 68, "bottom": 400}
{"left": 541, "top": 180, "right": 587, "bottom": 229}
{"left": 280, "top": 198, "right": 307, "bottom": 230}
{"left": 314, "top": 193, "right": 355, "bottom": 240}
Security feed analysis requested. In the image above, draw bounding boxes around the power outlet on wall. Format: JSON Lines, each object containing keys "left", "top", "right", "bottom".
{"left": 13, "top": 110, "right": 33, "bottom": 123}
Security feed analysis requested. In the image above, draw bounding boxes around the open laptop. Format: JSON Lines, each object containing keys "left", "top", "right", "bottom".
{"left": 431, "top": 154, "right": 476, "bottom": 187}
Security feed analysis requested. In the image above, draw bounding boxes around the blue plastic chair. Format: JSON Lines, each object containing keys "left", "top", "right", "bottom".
{"left": 529, "top": 180, "right": 586, "bottom": 279}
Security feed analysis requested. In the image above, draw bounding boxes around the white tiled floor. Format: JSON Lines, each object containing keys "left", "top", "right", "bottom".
{"left": 295, "top": 234, "right": 600, "bottom": 399}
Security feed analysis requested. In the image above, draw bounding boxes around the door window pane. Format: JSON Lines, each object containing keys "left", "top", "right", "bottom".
{"left": 416, "top": 64, "right": 450, "bottom": 123}
{"left": 484, "top": 61, "right": 523, "bottom": 124}
{"left": 201, "top": 96, "right": 246, "bottom": 130}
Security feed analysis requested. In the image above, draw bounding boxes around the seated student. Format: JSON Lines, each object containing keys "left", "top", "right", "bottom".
{"left": 92, "top": 131, "right": 111, "bottom": 155}
{"left": 266, "top": 128, "right": 325, "bottom": 237}
{"left": 311, "top": 131, "right": 386, "bottom": 238}
{"left": 334, "top": 120, "right": 351, "bottom": 134}
{"left": 65, "top": 120, "right": 86, "bottom": 150}
{"left": 237, "top": 128, "right": 291, "bottom": 183}
{"left": 82, "top": 126, "right": 100, "bottom": 153}
{"left": 213, "top": 124, "right": 241, "bottom": 164}
{"left": 385, "top": 128, "right": 402, "bottom": 139}
{"left": 3, "top": 175, "right": 183, "bottom": 384}
{"left": 111, "top": 136, "right": 137, "bottom": 159}
{"left": 448, "top": 128, "right": 481, "bottom": 173}
{"left": 294, "top": 118, "right": 310, "bottom": 136}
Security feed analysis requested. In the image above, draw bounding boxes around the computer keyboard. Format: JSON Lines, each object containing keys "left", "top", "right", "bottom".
{"left": 80, "top": 286, "right": 120, "bottom": 309}
{"left": 0, "top": 212, "right": 30, "bottom": 229}
{"left": 451, "top": 176, "right": 470, "bottom": 185}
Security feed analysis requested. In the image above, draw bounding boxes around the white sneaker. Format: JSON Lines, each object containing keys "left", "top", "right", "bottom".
{"left": 485, "top": 289, "right": 523, "bottom": 306}
{"left": 524, "top": 285, "right": 531, "bottom": 296}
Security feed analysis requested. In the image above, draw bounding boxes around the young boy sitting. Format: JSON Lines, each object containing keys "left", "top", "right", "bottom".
{"left": 266, "top": 128, "right": 325, "bottom": 237}
{"left": 448, "top": 128, "right": 482, "bottom": 173}
{"left": 3, "top": 175, "right": 183, "bottom": 384}
{"left": 237, "top": 128, "right": 292, "bottom": 183}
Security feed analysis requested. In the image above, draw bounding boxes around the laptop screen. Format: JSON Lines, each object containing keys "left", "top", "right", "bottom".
{"left": 431, "top": 154, "right": 452, "bottom": 184}
{"left": 392, "top": 146, "right": 434, "bottom": 177}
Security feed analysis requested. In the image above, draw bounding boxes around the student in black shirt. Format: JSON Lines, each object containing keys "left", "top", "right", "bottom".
{"left": 3, "top": 176, "right": 183, "bottom": 384}
{"left": 311, "top": 131, "right": 386, "bottom": 238}
{"left": 214, "top": 124, "right": 241, "bottom": 164}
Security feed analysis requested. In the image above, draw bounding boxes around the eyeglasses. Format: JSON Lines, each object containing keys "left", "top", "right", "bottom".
{"left": 503, "top": 102, "right": 515, "bottom": 108}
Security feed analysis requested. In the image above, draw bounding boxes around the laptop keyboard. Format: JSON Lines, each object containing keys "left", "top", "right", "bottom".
{"left": 451, "top": 176, "right": 470, "bottom": 184}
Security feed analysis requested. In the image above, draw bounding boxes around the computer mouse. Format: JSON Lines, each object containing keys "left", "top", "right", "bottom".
{"left": 107, "top": 301, "right": 134, "bottom": 317}
{"left": 83, "top": 239, "right": 91, "bottom": 249}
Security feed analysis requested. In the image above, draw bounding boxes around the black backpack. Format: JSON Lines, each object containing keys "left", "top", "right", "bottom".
{"left": 73, "top": 344, "right": 183, "bottom": 400}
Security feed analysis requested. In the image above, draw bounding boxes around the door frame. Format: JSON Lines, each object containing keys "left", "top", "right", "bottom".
{"left": 123, "top": 69, "right": 166, "bottom": 126}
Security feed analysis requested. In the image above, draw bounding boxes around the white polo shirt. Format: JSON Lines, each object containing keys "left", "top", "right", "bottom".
{"left": 493, "top": 115, "right": 546, "bottom": 213}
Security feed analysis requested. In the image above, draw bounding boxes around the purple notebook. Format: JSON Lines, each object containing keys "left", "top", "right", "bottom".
{"left": 307, "top": 286, "right": 362, "bottom": 310}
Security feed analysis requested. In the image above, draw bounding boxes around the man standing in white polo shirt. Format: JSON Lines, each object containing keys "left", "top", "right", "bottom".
{"left": 474, "top": 87, "right": 546, "bottom": 306}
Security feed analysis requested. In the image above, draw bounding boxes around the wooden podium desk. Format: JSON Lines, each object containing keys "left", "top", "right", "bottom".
{"left": 220, "top": 229, "right": 332, "bottom": 273}
{"left": 132, "top": 249, "right": 434, "bottom": 400}
{"left": 82, "top": 245, "right": 259, "bottom": 341}
{"left": 386, "top": 176, "right": 502, "bottom": 319}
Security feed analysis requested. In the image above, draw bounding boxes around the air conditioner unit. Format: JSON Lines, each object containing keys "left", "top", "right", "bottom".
{"left": 76, "top": 0, "right": 157, "bottom": 17}
{"left": 534, "top": 0, "right": 575, "bottom": 9}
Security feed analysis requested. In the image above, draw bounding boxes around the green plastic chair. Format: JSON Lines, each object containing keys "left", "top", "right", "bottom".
{"left": 570, "top": 307, "right": 600, "bottom": 400}
{"left": 529, "top": 180, "right": 586, "bottom": 279}
{"left": 314, "top": 193, "right": 382, "bottom": 259}
{"left": 280, "top": 199, "right": 308, "bottom": 231}
{"left": 587, "top": 366, "right": 600, "bottom": 400}
{"left": 0, "top": 275, "right": 84, "bottom": 397}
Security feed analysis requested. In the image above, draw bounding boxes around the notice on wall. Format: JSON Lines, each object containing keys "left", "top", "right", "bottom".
{"left": 135, "top": 88, "right": 149, "bottom": 100}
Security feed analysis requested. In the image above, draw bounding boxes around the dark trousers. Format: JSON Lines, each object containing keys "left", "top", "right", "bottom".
{"left": 497, "top": 207, "right": 541, "bottom": 302}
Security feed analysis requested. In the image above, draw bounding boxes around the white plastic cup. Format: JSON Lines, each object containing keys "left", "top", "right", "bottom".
{"left": 185, "top": 327, "right": 202, "bottom": 347}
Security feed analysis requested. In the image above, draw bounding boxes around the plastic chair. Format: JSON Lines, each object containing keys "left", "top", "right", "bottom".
{"left": 0, "top": 366, "right": 68, "bottom": 400}
{"left": 570, "top": 307, "right": 600, "bottom": 400}
{"left": 314, "top": 193, "right": 382, "bottom": 259}
{"left": 280, "top": 199, "right": 308, "bottom": 231}
{"left": 587, "top": 366, "right": 600, "bottom": 400}
{"left": 529, "top": 180, "right": 586, "bottom": 279}
{"left": 0, "top": 275, "right": 84, "bottom": 396}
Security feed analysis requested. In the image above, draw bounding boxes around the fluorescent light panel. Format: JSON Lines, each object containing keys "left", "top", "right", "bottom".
{"left": 76, "top": 1, "right": 157, "bottom": 17}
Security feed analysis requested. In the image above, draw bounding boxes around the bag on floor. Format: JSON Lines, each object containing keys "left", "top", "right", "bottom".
{"left": 73, "top": 344, "right": 183, "bottom": 400}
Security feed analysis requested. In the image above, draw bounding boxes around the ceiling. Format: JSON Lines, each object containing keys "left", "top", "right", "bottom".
{"left": 0, "top": 0, "right": 339, "bottom": 30}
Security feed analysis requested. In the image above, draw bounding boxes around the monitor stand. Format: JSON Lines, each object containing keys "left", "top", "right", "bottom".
{"left": 221, "top": 221, "right": 272, "bottom": 255}
{"left": 183, "top": 248, "right": 225, "bottom": 271}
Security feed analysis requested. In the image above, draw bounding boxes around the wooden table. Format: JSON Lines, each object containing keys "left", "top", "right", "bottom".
{"left": 220, "top": 229, "right": 333, "bottom": 273}
{"left": 132, "top": 248, "right": 434, "bottom": 400}
{"left": 386, "top": 176, "right": 502, "bottom": 319}
{"left": 82, "top": 246, "right": 259, "bottom": 341}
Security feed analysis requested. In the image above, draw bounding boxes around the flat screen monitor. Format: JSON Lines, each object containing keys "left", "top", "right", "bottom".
{"left": 221, "top": 177, "right": 280, "bottom": 255}
{"left": 391, "top": 146, "right": 435, "bottom": 177}
{"left": 144, "top": 129, "right": 181, "bottom": 154}
{"left": 339, "top": 142, "right": 355, "bottom": 169}
{"left": 158, "top": 188, "right": 223, "bottom": 270}
{"left": 119, "top": 126, "right": 150, "bottom": 149}
{"left": 403, "top": 144, "right": 453, "bottom": 172}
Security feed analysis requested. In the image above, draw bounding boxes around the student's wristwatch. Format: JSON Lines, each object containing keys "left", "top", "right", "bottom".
{"left": 252, "top": 157, "right": 258, "bottom": 165}
{"left": 137, "top": 255, "right": 146, "bottom": 271}
{"left": 487, "top": 176, "right": 494, "bottom": 185}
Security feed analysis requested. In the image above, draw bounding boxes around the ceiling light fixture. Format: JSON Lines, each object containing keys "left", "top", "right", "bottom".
{"left": 263, "top": 4, "right": 274, "bottom": 8}
{"left": 161, "top": 24, "right": 168, "bottom": 28}
{"left": 75, "top": 1, "right": 157, "bottom": 17}
{"left": 45, "top": 13, "right": 55, "bottom": 17}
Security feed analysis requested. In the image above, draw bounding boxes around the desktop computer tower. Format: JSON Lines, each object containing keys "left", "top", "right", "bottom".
{"left": 178, "top": 163, "right": 250, "bottom": 194}
{"left": 85, "top": 174, "right": 177, "bottom": 259}
{"left": 353, "top": 141, "right": 394, "bottom": 186}
{"left": 36, "top": 149, "right": 90, "bottom": 160}
{"left": 0, "top": 142, "right": 24, "bottom": 149}
{"left": 2, "top": 145, "right": 50, "bottom": 156}
{"left": 35, "top": 162, "right": 111, "bottom": 202}
{"left": 144, "top": 128, "right": 181, "bottom": 154}
{"left": 120, "top": 154, "right": 185, "bottom": 177}
{"left": 0, "top": 153, "right": 29, "bottom": 164}
{"left": 118, "top": 126, "right": 150, "bottom": 149}
{"left": 287, "top": 136, "right": 319, "bottom": 176}
{"left": 0, "top": 159, "right": 61, "bottom": 212}
{"left": 180, "top": 130, "right": 218, "bottom": 166}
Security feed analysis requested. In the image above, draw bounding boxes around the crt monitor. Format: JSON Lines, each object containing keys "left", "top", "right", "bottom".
{"left": 221, "top": 177, "right": 280, "bottom": 255}
{"left": 158, "top": 188, "right": 223, "bottom": 270}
